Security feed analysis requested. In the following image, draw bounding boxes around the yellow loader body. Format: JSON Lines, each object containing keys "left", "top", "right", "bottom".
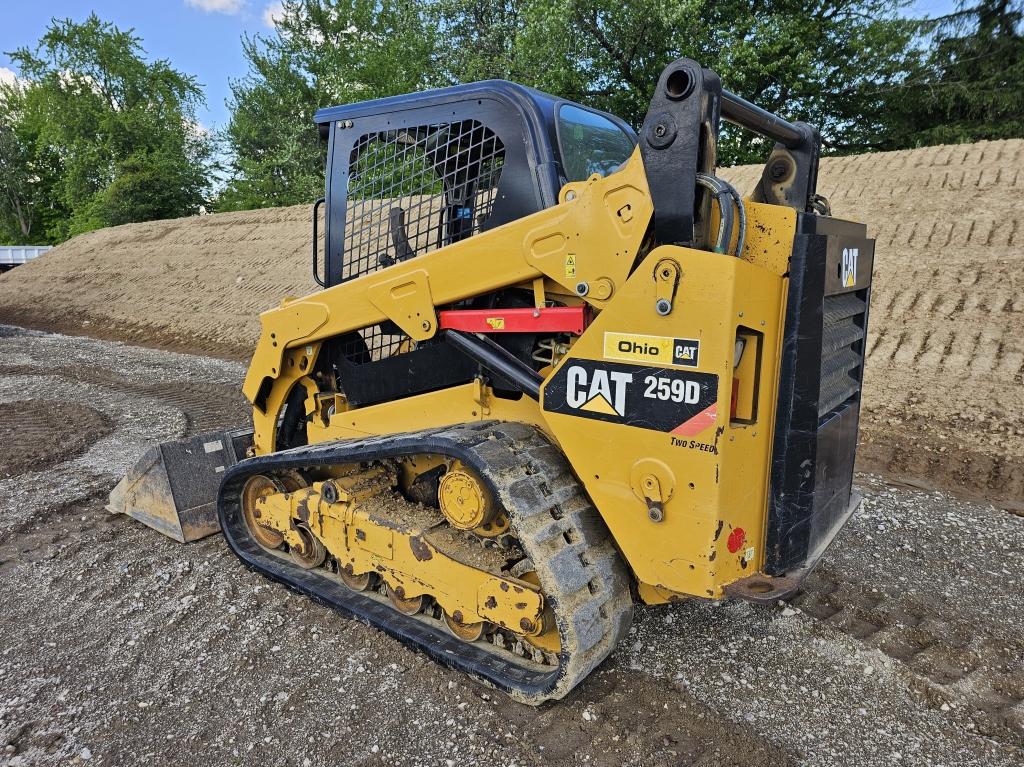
{"left": 112, "top": 58, "right": 874, "bottom": 703}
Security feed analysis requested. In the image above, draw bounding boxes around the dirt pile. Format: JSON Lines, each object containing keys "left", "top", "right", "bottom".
{"left": 0, "top": 139, "right": 1021, "bottom": 506}
{"left": 0, "top": 205, "right": 320, "bottom": 357}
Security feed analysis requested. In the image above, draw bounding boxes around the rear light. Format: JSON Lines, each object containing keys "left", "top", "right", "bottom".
{"left": 734, "top": 337, "right": 747, "bottom": 366}
{"left": 730, "top": 327, "right": 762, "bottom": 425}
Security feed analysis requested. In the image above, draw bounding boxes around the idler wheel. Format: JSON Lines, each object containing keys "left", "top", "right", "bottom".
{"left": 438, "top": 462, "right": 498, "bottom": 531}
{"left": 240, "top": 474, "right": 285, "bottom": 550}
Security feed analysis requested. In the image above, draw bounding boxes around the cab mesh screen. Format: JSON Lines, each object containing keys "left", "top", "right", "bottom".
{"left": 339, "top": 120, "right": 504, "bottom": 363}
{"left": 343, "top": 120, "right": 504, "bottom": 282}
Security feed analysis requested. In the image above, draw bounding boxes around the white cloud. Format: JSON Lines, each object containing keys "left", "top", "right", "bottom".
{"left": 262, "top": 2, "right": 285, "bottom": 27}
{"left": 0, "top": 67, "right": 19, "bottom": 87}
{"left": 185, "top": 0, "right": 245, "bottom": 14}
{"left": 187, "top": 119, "right": 212, "bottom": 138}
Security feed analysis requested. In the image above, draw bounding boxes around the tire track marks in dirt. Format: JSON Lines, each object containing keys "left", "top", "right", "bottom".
{"left": 829, "top": 142, "right": 1024, "bottom": 508}
{"left": 0, "top": 401, "right": 113, "bottom": 479}
{"left": 790, "top": 565, "right": 1024, "bottom": 749}
{"left": 0, "top": 363, "right": 249, "bottom": 438}
{"left": 0, "top": 490, "right": 113, "bottom": 575}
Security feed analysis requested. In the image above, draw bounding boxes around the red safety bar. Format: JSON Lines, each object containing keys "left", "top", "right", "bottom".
{"left": 438, "top": 306, "right": 587, "bottom": 334}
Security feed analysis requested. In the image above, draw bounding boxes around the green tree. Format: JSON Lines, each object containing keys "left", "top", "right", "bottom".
{"left": 514, "top": 0, "right": 923, "bottom": 163}
{"left": 2, "top": 14, "right": 212, "bottom": 243}
{"left": 221, "top": 0, "right": 926, "bottom": 205}
{"left": 893, "top": 0, "right": 1023, "bottom": 146}
{"left": 0, "top": 84, "right": 42, "bottom": 242}
{"left": 433, "top": 0, "right": 527, "bottom": 83}
{"left": 0, "top": 78, "right": 66, "bottom": 244}
{"left": 218, "top": 0, "right": 439, "bottom": 210}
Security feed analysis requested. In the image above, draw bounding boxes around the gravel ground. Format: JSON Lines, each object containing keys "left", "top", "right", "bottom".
{"left": 0, "top": 326, "right": 1021, "bottom": 767}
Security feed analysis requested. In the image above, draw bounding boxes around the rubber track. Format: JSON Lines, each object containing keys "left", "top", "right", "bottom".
{"left": 217, "top": 421, "right": 633, "bottom": 704}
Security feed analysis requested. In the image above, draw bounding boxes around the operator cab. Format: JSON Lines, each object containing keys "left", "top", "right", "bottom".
{"left": 314, "top": 82, "right": 636, "bottom": 289}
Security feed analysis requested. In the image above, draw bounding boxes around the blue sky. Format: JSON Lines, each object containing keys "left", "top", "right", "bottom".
{"left": 0, "top": 1, "right": 284, "bottom": 132}
{"left": 1, "top": 0, "right": 957, "bottom": 133}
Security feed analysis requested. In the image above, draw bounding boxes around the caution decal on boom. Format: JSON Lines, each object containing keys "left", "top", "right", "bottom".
{"left": 543, "top": 359, "right": 719, "bottom": 435}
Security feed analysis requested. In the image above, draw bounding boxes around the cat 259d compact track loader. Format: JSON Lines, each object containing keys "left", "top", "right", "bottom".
{"left": 110, "top": 58, "right": 874, "bottom": 703}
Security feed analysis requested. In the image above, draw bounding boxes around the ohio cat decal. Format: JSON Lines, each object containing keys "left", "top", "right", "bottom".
{"left": 543, "top": 359, "right": 719, "bottom": 434}
{"left": 603, "top": 332, "right": 700, "bottom": 368}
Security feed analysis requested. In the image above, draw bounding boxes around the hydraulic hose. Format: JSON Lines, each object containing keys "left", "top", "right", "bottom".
{"left": 696, "top": 173, "right": 733, "bottom": 254}
{"left": 698, "top": 173, "right": 749, "bottom": 255}
{"left": 726, "top": 182, "right": 746, "bottom": 258}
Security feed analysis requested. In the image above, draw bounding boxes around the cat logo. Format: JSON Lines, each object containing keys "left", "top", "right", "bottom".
{"left": 545, "top": 359, "right": 719, "bottom": 433}
{"left": 566, "top": 365, "right": 632, "bottom": 417}
{"left": 841, "top": 247, "right": 858, "bottom": 288}
{"left": 485, "top": 317, "right": 505, "bottom": 330}
{"left": 673, "top": 342, "right": 698, "bottom": 365}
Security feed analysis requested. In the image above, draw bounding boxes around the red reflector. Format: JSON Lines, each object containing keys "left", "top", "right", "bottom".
{"left": 727, "top": 527, "right": 746, "bottom": 554}
{"left": 438, "top": 306, "right": 587, "bottom": 334}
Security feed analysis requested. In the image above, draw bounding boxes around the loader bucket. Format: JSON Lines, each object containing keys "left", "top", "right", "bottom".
{"left": 108, "top": 428, "right": 253, "bottom": 542}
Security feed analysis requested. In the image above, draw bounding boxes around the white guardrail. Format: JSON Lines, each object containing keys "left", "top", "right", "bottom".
{"left": 0, "top": 245, "right": 52, "bottom": 266}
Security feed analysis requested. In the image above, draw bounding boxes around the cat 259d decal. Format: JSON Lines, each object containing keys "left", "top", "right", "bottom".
{"left": 543, "top": 359, "right": 719, "bottom": 436}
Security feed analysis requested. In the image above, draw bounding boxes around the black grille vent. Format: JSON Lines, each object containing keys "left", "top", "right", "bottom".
{"left": 818, "top": 290, "right": 868, "bottom": 418}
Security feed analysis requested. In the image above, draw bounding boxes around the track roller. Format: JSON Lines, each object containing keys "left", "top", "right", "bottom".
{"left": 288, "top": 525, "right": 327, "bottom": 569}
{"left": 340, "top": 566, "right": 372, "bottom": 592}
{"left": 386, "top": 585, "right": 424, "bottom": 615}
{"left": 443, "top": 611, "right": 486, "bottom": 642}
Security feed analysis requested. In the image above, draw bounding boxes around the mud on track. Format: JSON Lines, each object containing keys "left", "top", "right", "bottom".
{"left": 0, "top": 327, "right": 1021, "bottom": 767}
